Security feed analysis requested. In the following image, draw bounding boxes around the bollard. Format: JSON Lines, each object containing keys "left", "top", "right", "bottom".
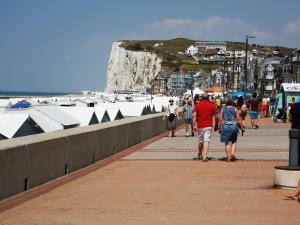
{"left": 289, "top": 129, "right": 300, "bottom": 167}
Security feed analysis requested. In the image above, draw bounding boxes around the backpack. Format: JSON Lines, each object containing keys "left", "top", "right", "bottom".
{"left": 168, "top": 113, "right": 176, "bottom": 122}
{"left": 168, "top": 105, "right": 176, "bottom": 122}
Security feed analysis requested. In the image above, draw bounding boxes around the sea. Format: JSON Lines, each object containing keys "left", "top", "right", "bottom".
{"left": 0, "top": 91, "right": 71, "bottom": 97}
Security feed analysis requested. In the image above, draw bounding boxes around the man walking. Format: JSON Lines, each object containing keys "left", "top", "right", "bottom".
{"left": 193, "top": 93, "right": 218, "bottom": 162}
{"left": 249, "top": 92, "right": 259, "bottom": 129}
{"left": 183, "top": 98, "right": 194, "bottom": 137}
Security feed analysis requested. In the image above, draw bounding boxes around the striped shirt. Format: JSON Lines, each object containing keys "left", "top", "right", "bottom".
{"left": 183, "top": 104, "right": 193, "bottom": 119}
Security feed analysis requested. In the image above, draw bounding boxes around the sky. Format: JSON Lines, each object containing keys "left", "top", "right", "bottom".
{"left": 0, "top": 0, "right": 300, "bottom": 92}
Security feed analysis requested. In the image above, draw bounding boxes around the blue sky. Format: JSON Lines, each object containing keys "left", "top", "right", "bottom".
{"left": 1, "top": 0, "right": 300, "bottom": 92}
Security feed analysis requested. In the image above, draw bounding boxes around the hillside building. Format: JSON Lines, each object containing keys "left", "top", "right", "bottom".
{"left": 195, "top": 41, "right": 227, "bottom": 51}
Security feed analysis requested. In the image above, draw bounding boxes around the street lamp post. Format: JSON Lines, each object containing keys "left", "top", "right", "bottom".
{"left": 244, "top": 35, "right": 256, "bottom": 91}
{"left": 190, "top": 73, "right": 194, "bottom": 102}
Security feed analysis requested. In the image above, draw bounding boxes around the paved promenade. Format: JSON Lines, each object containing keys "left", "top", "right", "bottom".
{"left": 0, "top": 118, "right": 299, "bottom": 225}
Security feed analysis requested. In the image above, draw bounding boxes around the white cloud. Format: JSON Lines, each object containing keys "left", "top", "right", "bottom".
{"left": 145, "top": 16, "right": 275, "bottom": 42}
{"left": 251, "top": 30, "right": 275, "bottom": 40}
{"left": 283, "top": 18, "right": 300, "bottom": 33}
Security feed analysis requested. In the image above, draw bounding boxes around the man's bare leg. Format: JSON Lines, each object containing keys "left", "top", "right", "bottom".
{"left": 185, "top": 124, "right": 189, "bottom": 136}
{"left": 202, "top": 142, "right": 209, "bottom": 161}
{"left": 198, "top": 142, "right": 203, "bottom": 159}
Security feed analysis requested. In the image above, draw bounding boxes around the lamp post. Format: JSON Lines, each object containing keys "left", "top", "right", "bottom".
{"left": 190, "top": 73, "right": 194, "bottom": 102}
{"left": 244, "top": 35, "right": 256, "bottom": 91}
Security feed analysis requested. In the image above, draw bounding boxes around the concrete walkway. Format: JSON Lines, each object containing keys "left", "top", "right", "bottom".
{"left": 124, "top": 122, "right": 289, "bottom": 160}
{"left": 0, "top": 118, "right": 299, "bottom": 225}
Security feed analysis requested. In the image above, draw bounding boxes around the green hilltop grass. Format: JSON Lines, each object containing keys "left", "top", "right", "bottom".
{"left": 119, "top": 38, "right": 294, "bottom": 73}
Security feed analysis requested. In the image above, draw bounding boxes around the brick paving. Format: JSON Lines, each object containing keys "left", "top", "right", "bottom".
{"left": 0, "top": 118, "right": 299, "bottom": 225}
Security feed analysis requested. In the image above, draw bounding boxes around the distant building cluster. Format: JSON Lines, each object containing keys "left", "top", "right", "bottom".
{"left": 152, "top": 40, "right": 300, "bottom": 97}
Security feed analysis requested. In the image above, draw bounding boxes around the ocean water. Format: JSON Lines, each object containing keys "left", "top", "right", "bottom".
{"left": 0, "top": 91, "right": 71, "bottom": 97}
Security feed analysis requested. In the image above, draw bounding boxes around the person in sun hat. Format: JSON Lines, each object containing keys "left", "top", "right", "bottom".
{"left": 163, "top": 98, "right": 180, "bottom": 137}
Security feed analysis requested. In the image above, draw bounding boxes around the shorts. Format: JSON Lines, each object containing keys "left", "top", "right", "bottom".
{"left": 250, "top": 111, "right": 258, "bottom": 119}
{"left": 184, "top": 118, "right": 192, "bottom": 125}
{"left": 261, "top": 104, "right": 268, "bottom": 111}
{"left": 198, "top": 127, "right": 213, "bottom": 143}
{"left": 241, "top": 111, "right": 247, "bottom": 120}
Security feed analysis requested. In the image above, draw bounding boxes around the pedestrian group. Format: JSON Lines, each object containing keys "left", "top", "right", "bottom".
{"left": 164, "top": 92, "right": 264, "bottom": 162}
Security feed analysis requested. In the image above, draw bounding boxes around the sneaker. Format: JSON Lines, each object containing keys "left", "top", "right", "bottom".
{"left": 192, "top": 132, "right": 194, "bottom": 137}
{"left": 186, "top": 132, "right": 189, "bottom": 137}
{"left": 255, "top": 125, "right": 259, "bottom": 129}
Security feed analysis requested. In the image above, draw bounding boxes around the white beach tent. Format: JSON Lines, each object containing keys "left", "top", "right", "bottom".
{"left": 0, "top": 113, "right": 44, "bottom": 140}
{"left": 151, "top": 96, "right": 180, "bottom": 111}
{"left": 3, "top": 108, "right": 63, "bottom": 133}
{"left": 53, "top": 98, "right": 75, "bottom": 107}
{"left": 0, "top": 99, "right": 10, "bottom": 108}
{"left": 94, "top": 107, "right": 110, "bottom": 123}
{"left": 59, "top": 107, "right": 100, "bottom": 126}
{"left": 97, "top": 104, "right": 124, "bottom": 121}
{"left": 184, "top": 87, "right": 205, "bottom": 96}
{"left": 0, "top": 114, "right": 29, "bottom": 139}
{"left": 34, "top": 105, "right": 80, "bottom": 129}
{"left": 117, "top": 102, "right": 148, "bottom": 117}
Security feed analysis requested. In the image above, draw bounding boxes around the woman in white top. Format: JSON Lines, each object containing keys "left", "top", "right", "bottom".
{"left": 163, "top": 98, "right": 180, "bottom": 137}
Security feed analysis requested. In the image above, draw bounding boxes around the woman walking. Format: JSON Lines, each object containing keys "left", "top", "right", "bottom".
{"left": 219, "top": 96, "right": 241, "bottom": 162}
{"left": 237, "top": 96, "right": 247, "bottom": 132}
{"left": 163, "top": 98, "right": 180, "bottom": 138}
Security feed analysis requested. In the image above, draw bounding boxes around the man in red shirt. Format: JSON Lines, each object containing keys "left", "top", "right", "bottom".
{"left": 193, "top": 93, "right": 219, "bottom": 162}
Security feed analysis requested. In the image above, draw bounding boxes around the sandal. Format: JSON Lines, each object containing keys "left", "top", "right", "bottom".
{"left": 283, "top": 194, "right": 298, "bottom": 200}
{"left": 231, "top": 155, "right": 237, "bottom": 161}
{"left": 202, "top": 158, "right": 209, "bottom": 162}
{"left": 198, "top": 153, "right": 203, "bottom": 160}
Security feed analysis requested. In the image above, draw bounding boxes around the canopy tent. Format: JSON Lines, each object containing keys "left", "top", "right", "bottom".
{"left": 10, "top": 100, "right": 31, "bottom": 109}
{"left": 204, "top": 87, "right": 225, "bottom": 93}
{"left": 184, "top": 87, "right": 205, "bottom": 96}
{"left": 228, "top": 91, "right": 252, "bottom": 98}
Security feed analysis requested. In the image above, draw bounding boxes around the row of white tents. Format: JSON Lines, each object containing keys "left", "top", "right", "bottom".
{"left": 0, "top": 96, "right": 178, "bottom": 140}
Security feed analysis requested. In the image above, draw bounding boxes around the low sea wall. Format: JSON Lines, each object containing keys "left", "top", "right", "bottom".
{"left": 0, "top": 111, "right": 183, "bottom": 201}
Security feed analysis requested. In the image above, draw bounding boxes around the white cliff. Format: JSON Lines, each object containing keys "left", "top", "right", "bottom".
{"left": 106, "top": 42, "right": 162, "bottom": 92}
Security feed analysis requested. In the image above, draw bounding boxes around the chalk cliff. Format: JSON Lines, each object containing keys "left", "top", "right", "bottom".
{"left": 106, "top": 42, "right": 162, "bottom": 92}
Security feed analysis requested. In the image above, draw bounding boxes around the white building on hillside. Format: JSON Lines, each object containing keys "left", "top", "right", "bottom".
{"left": 185, "top": 45, "right": 198, "bottom": 56}
{"left": 195, "top": 41, "right": 227, "bottom": 51}
{"left": 226, "top": 50, "right": 246, "bottom": 58}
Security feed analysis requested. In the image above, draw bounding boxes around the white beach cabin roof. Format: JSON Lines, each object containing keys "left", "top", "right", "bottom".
{"left": 0, "top": 113, "right": 29, "bottom": 138}
{"left": 99, "top": 104, "right": 124, "bottom": 121}
{"left": 2, "top": 108, "right": 63, "bottom": 132}
{"left": 117, "top": 102, "right": 148, "bottom": 117}
{"left": 281, "top": 83, "right": 300, "bottom": 92}
{"left": 34, "top": 105, "right": 80, "bottom": 127}
{"left": 94, "top": 107, "right": 110, "bottom": 123}
{"left": 59, "top": 107, "right": 99, "bottom": 126}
